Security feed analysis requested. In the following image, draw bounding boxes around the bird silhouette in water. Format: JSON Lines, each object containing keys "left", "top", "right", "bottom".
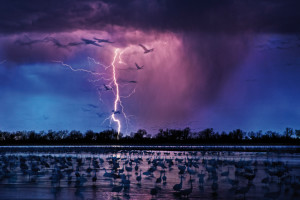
{"left": 92, "top": 170, "right": 97, "bottom": 184}
{"left": 136, "top": 170, "right": 142, "bottom": 183}
{"left": 156, "top": 171, "right": 162, "bottom": 183}
{"left": 180, "top": 176, "right": 193, "bottom": 198}
{"left": 150, "top": 186, "right": 161, "bottom": 198}
{"left": 162, "top": 171, "right": 167, "bottom": 184}
{"left": 112, "top": 183, "right": 123, "bottom": 194}
{"left": 173, "top": 176, "right": 183, "bottom": 191}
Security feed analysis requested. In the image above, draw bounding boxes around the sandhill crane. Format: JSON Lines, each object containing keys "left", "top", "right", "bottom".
{"left": 139, "top": 44, "right": 154, "bottom": 54}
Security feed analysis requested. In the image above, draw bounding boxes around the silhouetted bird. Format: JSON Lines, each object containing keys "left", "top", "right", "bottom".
{"left": 93, "top": 37, "right": 114, "bottom": 43}
{"left": 135, "top": 63, "right": 144, "bottom": 70}
{"left": 173, "top": 176, "right": 183, "bottom": 191}
{"left": 139, "top": 44, "right": 154, "bottom": 54}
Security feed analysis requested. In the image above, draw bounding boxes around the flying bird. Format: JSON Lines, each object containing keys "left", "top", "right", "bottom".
{"left": 135, "top": 63, "right": 144, "bottom": 70}
{"left": 93, "top": 37, "right": 114, "bottom": 43}
{"left": 96, "top": 113, "right": 105, "bottom": 118}
{"left": 139, "top": 44, "right": 154, "bottom": 53}
{"left": 81, "top": 38, "right": 102, "bottom": 47}
{"left": 68, "top": 42, "right": 84, "bottom": 46}
{"left": 112, "top": 110, "right": 121, "bottom": 114}
{"left": 118, "top": 79, "right": 138, "bottom": 84}
{"left": 15, "top": 35, "right": 47, "bottom": 46}
{"left": 46, "top": 37, "right": 68, "bottom": 48}
{"left": 88, "top": 104, "right": 98, "bottom": 108}
{"left": 103, "top": 84, "right": 112, "bottom": 91}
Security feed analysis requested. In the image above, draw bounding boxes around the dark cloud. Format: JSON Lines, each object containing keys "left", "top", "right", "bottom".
{"left": 123, "top": 32, "right": 252, "bottom": 123}
{"left": 0, "top": 0, "right": 299, "bottom": 34}
{"left": 0, "top": 0, "right": 299, "bottom": 133}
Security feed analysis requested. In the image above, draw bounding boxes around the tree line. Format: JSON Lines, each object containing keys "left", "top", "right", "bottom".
{"left": 0, "top": 127, "right": 299, "bottom": 145}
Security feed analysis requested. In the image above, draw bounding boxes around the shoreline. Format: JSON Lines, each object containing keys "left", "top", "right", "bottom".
{"left": 1, "top": 144, "right": 299, "bottom": 152}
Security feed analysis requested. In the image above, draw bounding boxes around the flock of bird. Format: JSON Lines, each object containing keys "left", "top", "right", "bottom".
{"left": 0, "top": 149, "right": 299, "bottom": 199}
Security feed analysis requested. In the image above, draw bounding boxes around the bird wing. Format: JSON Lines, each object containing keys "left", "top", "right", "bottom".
{"left": 139, "top": 44, "right": 148, "bottom": 51}
{"left": 91, "top": 42, "right": 102, "bottom": 47}
{"left": 94, "top": 37, "right": 114, "bottom": 43}
{"left": 68, "top": 42, "right": 84, "bottom": 46}
{"left": 81, "top": 38, "right": 102, "bottom": 47}
{"left": 93, "top": 37, "right": 101, "bottom": 42}
{"left": 81, "top": 38, "right": 89, "bottom": 43}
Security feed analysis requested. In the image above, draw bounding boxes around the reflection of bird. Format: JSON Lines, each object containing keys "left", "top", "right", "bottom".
{"left": 135, "top": 63, "right": 144, "bottom": 70}
{"left": 162, "top": 171, "right": 167, "bottom": 183}
{"left": 150, "top": 186, "right": 161, "bottom": 197}
{"left": 156, "top": 171, "right": 162, "bottom": 183}
{"left": 92, "top": 171, "right": 97, "bottom": 183}
{"left": 198, "top": 170, "right": 205, "bottom": 185}
{"left": 136, "top": 170, "right": 142, "bottom": 182}
{"left": 181, "top": 177, "right": 193, "bottom": 197}
{"left": 139, "top": 44, "right": 154, "bottom": 54}
{"left": 112, "top": 184, "right": 123, "bottom": 193}
{"left": 173, "top": 176, "right": 183, "bottom": 191}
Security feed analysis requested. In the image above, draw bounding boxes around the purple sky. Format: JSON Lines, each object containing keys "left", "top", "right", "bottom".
{"left": 0, "top": 0, "right": 300, "bottom": 134}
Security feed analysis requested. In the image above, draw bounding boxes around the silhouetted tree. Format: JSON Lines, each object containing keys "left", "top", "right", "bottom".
{"left": 133, "top": 129, "right": 147, "bottom": 140}
{"left": 284, "top": 128, "right": 294, "bottom": 138}
{"left": 85, "top": 130, "right": 96, "bottom": 141}
{"left": 57, "top": 130, "right": 68, "bottom": 140}
{"left": 295, "top": 130, "right": 300, "bottom": 139}
{"left": 198, "top": 128, "right": 214, "bottom": 140}
{"left": 182, "top": 127, "right": 191, "bottom": 140}
{"left": 69, "top": 130, "right": 83, "bottom": 141}
{"left": 0, "top": 127, "right": 298, "bottom": 145}
{"left": 229, "top": 129, "right": 245, "bottom": 140}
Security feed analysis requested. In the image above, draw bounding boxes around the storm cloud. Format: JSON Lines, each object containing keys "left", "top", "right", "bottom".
{"left": 0, "top": 0, "right": 299, "bottom": 133}
{"left": 0, "top": 0, "right": 299, "bottom": 34}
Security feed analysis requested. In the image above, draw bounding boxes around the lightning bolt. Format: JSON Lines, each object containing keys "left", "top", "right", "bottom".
{"left": 52, "top": 60, "right": 107, "bottom": 76}
{"left": 111, "top": 48, "right": 121, "bottom": 138}
{"left": 54, "top": 47, "right": 136, "bottom": 138}
{"left": 105, "top": 47, "right": 136, "bottom": 137}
